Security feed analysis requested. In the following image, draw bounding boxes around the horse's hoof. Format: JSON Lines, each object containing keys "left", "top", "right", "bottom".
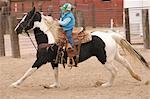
{"left": 49, "top": 83, "right": 60, "bottom": 88}
{"left": 9, "top": 80, "right": 22, "bottom": 88}
{"left": 101, "top": 82, "right": 112, "bottom": 87}
{"left": 133, "top": 74, "right": 142, "bottom": 81}
{"left": 9, "top": 83, "right": 19, "bottom": 88}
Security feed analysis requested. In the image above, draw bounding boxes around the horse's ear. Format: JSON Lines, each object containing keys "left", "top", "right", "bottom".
{"left": 31, "top": 7, "right": 36, "bottom": 13}
{"left": 29, "top": 7, "right": 36, "bottom": 15}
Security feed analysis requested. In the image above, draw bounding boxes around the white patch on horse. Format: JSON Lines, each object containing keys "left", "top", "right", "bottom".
{"left": 33, "top": 15, "right": 55, "bottom": 44}
{"left": 91, "top": 31, "right": 117, "bottom": 63}
{"left": 15, "top": 14, "right": 27, "bottom": 31}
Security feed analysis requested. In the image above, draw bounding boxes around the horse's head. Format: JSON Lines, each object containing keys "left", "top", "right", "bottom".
{"left": 15, "top": 7, "right": 41, "bottom": 34}
{"left": 15, "top": 7, "right": 60, "bottom": 44}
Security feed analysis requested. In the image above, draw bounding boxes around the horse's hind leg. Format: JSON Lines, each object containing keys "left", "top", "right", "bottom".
{"left": 49, "top": 63, "right": 59, "bottom": 88}
{"left": 115, "top": 53, "right": 141, "bottom": 81}
{"left": 101, "top": 62, "right": 118, "bottom": 87}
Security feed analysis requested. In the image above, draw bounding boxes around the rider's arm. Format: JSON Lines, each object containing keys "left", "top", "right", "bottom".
{"left": 58, "top": 17, "right": 71, "bottom": 26}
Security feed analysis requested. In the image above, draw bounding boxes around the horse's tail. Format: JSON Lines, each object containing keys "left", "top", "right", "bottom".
{"left": 111, "top": 33, "right": 150, "bottom": 70}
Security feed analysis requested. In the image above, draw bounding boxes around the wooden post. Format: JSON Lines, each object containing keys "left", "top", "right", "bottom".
{"left": 0, "top": 12, "right": 5, "bottom": 56}
{"left": 47, "top": 5, "right": 53, "bottom": 16}
{"left": 142, "top": 9, "right": 150, "bottom": 49}
{"left": 91, "top": 3, "right": 96, "bottom": 28}
{"left": 1, "top": 7, "right": 6, "bottom": 33}
{"left": 9, "top": 16, "right": 20, "bottom": 58}
{"left": 125, "top": 8, "right": 131, "bottom": 43}
{"left": 75, "top": 10, "right": 84, "bottom": 27}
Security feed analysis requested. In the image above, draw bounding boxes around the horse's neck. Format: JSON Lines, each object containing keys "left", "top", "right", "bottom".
{"left": 42, "top": 15, "right": 60, "bottom": 42}
{"left": 33, "top": 15, "right": 59, "bottom": 44}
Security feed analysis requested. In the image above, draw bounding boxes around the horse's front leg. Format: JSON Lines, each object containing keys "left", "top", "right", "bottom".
{"left": 49, "top": 63, "right": 59, "bottom": 88}
{"left": 10, "top": 67, "right": 37, "bottom": 88}
{"left": 10, "top": 52, "right": 48, "bottom": 88}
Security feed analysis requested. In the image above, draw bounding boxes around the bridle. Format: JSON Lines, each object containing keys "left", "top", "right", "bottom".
{"left": 20, "top": 12, "right": 54, "bottom": 51}
{"left": 20, "top": 11, "right": 37, "bottom": 50}
{"left": 20, "top": 11, "right": 36, "bottom": 33}
{"left": 19, "top": 11, "right": 54, "bottom": 51}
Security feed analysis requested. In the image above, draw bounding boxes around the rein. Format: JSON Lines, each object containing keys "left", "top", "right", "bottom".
{"left": 26, "top": 31, "right": 37, "bottom": 51}
{"left": 25, "top": 31, "right": 54, "bottom": 51}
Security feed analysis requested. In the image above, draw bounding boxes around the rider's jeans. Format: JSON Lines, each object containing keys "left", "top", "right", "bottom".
{"left": 65, "top": 29, "right": 74, "bottom": 47}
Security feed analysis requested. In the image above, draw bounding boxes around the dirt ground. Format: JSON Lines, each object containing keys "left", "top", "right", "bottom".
{"left": 0, "top": 30, "right": 150, "bottom": 99}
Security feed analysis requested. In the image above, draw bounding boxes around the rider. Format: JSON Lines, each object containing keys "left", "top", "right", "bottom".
{"left": 58, "top": 3, "right": 75, "bottom": 49}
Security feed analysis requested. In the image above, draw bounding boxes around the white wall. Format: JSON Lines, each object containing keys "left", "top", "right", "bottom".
{"left": 129, "top": 9, "right": 143, "bottom": 34}
{"left": 124, "top": 0, "right": 143, "bottom": 8}
{"left": 124, "top": 0, "right": 150, "bottom": 35}
{"left": 143, "top": 0, "right": 150, "bottom": 8}
{"left": 124, "top": 0, "right": 150, "bottom": 8}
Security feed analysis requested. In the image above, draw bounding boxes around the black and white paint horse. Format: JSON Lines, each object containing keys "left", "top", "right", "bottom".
{"left": 10, "top": 7, "right": 149, "bottom": 88}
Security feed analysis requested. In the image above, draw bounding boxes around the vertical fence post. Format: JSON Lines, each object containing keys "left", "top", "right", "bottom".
{"left": 91, "top": 3, "right": 96, "bottom": 28}
{"left": 0, "top": 11, "right": 5, "bottom": 56}
{"left": 75, "top": 10, "right": 84, "bottom": 27}
{"left": 9, "top": 16, "right": 20, "bottom": 58}
{"left": 1, "top": 7, "right": 7, "bottom": 33}
{"left": 47, "top": 5, "right": 53, "bottom": 16}
{"left": 110, "top": 18, "right": 114, "bottom": 30}
{"left": 125, "top": 8, "right": 131, "bottom": 43}
{"left": 142, "top": 9, "right": 150, "bottom": 49}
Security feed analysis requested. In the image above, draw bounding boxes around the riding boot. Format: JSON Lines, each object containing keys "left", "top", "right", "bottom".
{"left": 67, "top": 43, "right": 74, "bottom": 51}
{"left": 75, "top": 55, "right": 79, "bottom": 65}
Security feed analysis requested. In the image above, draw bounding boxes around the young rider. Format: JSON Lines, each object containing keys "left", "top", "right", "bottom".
{"left": 58, "top": 3, "right": 75, "bottom": 49}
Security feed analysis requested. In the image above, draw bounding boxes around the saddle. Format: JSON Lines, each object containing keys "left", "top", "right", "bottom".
{"left": 58, "top": 27, "right": 85, "bottom": 45}
{"left": 57, "top": 27, "right": 92, "bottom": 67}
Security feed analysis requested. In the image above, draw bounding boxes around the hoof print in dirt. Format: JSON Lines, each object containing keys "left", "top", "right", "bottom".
{"left": 43, "top": 85, "right": 52, "bottom": 89}
{"left": 144, "top": 80, "right": 150, "bottom": 85}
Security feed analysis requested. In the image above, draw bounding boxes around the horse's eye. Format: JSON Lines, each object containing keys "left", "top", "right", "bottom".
{"left": 27, "top": 22, "right": 30, "bottom": 27}
{"left": 21, "top": 21, "right": 26, "bottom": 26}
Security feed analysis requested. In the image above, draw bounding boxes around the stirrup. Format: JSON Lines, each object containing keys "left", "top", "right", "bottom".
{"left": 66, "top": 43, "right": 74, "bottom": 51}
{"left": 67, "top": 47, "right": 74, "bottom": 52}
{"left": 67, "top": 57, "right": 75, "bottom": 68}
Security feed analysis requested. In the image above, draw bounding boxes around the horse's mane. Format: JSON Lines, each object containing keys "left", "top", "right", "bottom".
{"left": 41, "top": 15, "right": 92, "bottom": 44}
{"left": 42, "top": 15, "right": 62, "bottom": 42}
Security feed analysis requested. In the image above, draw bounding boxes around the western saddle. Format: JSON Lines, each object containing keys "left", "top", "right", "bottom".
{"left": 56, "top": 27, "right": 90, "bottom": 67}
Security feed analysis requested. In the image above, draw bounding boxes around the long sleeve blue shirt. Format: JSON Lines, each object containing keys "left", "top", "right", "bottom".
{"left": 58, "top": 11, "right": 75, "bottom": 31}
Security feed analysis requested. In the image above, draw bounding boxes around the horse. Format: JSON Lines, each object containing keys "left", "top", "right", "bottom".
{"left": 10, "top": 7, "right": 150, "bottom": 88}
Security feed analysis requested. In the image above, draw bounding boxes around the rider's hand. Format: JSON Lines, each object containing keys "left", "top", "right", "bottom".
{"left": 55, "top": 19, "right": 59, "bottom": 21}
